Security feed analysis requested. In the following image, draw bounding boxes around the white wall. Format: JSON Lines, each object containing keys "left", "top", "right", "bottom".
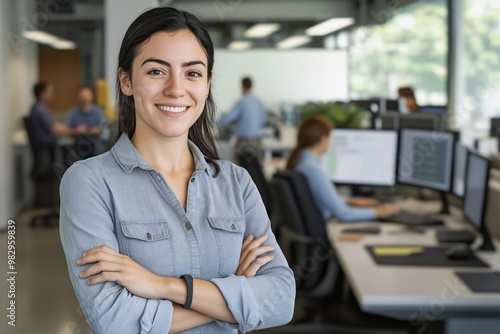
{"left": 212, "top": 49, "right": 348, "bottom": 113}
{"left": 105, "top": 0, "right": 159, "bottom": 104}
{"left": 0, "top": 0, "right": 37, "bottom": 229}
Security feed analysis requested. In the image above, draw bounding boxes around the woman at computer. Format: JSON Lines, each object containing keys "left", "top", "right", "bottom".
{"left": 287, "top": 115, "right": 399, "bottom": 222}
{"left": 59, "top": 7, "right": 294, "bottom": 334}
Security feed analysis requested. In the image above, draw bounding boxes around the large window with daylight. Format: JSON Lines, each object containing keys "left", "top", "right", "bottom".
{"left": 348, "top": 0, "right": 448, "bottom": 105}
{"left": 457, "top": 0, "right": 500, "bottom": 130}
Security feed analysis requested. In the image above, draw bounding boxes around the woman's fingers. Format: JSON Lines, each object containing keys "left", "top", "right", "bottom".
{"left": 86, "top": 271, "right": 120, "bottom": 285}
{"left": 241, "top": 235, "right": 254, "bottom": 251}
{"left": 79, "top": 261, "right": 122, "bottom": 279}
{"left": 240, "top": 245, "right": 275, "bottom": 271}
{"left": 240, "top": 255, "right": 274, "bottom": 278}
{"left": 240, "top": 234, "right": 269, "bottom": 263}
{"left": 77, "top": 250, "right": 124, "bottom": 266}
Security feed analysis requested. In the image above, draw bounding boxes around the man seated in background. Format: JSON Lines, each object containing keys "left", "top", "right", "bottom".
{"left": 29, "top": 82, "right": 88, "bottom": 146}
{"left": 66, "top": 85, "right": 106, "bottom": 158}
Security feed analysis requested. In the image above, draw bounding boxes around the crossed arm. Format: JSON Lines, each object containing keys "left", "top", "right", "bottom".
{"left": 77, "top": 235, "right": 274, "bottom": 333}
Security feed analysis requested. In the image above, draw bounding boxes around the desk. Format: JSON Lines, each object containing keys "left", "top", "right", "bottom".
{"left": 327, "top": 203, "right": 500, "bottom": 334}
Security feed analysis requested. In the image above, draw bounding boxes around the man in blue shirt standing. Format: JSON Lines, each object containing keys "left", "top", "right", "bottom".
{"left": 66, "top": 85, "right": 106, "bottom": 158}
{"left": 218, "top": 77, "right": 267, "bottom": 157}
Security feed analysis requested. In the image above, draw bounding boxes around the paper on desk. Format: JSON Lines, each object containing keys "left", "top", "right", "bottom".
{"left": 372, "top": 246, "right": 424, "bottom": 256}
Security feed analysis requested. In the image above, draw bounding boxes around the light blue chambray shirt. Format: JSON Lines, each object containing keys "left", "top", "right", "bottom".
{"left": 59, "top": 133, "right": 295, "bottom": 334}
{"left": 294, "top": 150, "right": 376, "bottom": 222}
{"left": 218, "top": 92, "right": 267, "bottom": 139}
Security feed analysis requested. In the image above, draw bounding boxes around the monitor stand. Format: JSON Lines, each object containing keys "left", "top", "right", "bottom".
{"left": 478, "top": 223, "right": 496, "bottom": 251}
{"left": 439, "top": 191, "right": 450, "bottom": 215}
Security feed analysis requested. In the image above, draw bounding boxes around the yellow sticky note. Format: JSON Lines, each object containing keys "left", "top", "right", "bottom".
{"left": 372, "top": 246, "right": 424, "bottom": 256}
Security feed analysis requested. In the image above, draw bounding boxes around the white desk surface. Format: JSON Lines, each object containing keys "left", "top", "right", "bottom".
{"left": 327, "top": 200, "right": 500, "bottom": 320}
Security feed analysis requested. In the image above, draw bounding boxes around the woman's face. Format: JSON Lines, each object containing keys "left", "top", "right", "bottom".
{"left": 120, "top": 30, "right": 210, "bottom": 139}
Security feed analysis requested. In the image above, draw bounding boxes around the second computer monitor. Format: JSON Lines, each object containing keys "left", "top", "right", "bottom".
{"left": 327, "top": 129, "right": 398, "bottom": 186}
{"left": 452, "top": 142, "right": 468, "bottom": 198}
{"left": 397, "top": 128, "right": 454, "bottom": 192}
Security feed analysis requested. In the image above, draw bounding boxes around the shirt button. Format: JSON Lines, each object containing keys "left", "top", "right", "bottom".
{"left": 146, "top": 232, "right": 152, "bottom": 240}
{"left": 190, "top": 177, "right": 195, "bottom": 183}
{"left": 185, "top": 221, "right": 192, "bottom": 231}
{"left": 231, "top": 224, "right": 236, "bottom": 230}
{"left": 258, "top": 320, "right": 263, "bottom": 326}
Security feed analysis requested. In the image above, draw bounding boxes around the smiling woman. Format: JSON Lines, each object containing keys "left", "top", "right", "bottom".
{"left": 59, "top": 7, "right": 295, "bottom": 334}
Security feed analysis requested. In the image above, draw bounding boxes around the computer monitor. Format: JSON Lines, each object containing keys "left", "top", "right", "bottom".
{"left": 379, "top": 113, "right": 442, "bottom": 131}
{"left": 383, "top": 99, "right": 399, "bottom": 112}
{"left": 399, "top": 113, "right": 442, "bottom": 130}
{"left": 463, "top": 151, "right": 495, "bottom": 250}
{"left": 326, "top": 129, "right": 398, "bottom": 186}
{"left": 419, "top": 105, "right": 446, "bottom": 115}
{"left": 397, "top": 128, "right": 454, "bottom": 192}
{"left": 452, "top": 142, "right": 468, "bottom": 198}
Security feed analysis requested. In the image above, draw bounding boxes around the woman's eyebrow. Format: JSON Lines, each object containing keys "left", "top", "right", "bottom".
{"left": 141, "top": 58, "right": 206, "bottom": 68}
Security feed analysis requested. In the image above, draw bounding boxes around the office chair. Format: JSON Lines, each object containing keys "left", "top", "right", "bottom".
{"left": 23, "top": 116, "right": 60, "bottom": 227}
{"left": 236, "top": 152, "right": 273, "bottom": 221}
{"left": 272, "top": 170, "right": 421, "bottom": 333}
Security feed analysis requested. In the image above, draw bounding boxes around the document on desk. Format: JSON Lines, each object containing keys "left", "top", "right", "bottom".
{"left": 372, "top": 246, "right": 424, "bottom": 256}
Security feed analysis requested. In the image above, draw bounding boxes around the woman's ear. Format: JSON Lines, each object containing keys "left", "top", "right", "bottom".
{"left": 118, "top": 68, "right": 132, "bottom": 95}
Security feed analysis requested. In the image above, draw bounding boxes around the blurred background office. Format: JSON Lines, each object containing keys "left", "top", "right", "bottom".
{"left": 1, "top": 0, "right": 500, "bottom": 333}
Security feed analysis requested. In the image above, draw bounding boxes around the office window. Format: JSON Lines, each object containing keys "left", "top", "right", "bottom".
{"left": 349, "top": 0, "right": 448, "bottom": 105}
{"left": 457, "top": 0, "right": 500, "bottom": 129}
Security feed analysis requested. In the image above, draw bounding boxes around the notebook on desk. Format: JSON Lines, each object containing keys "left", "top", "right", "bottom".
{"left": 379, "top": 211, "right": 444, "bottom": 226}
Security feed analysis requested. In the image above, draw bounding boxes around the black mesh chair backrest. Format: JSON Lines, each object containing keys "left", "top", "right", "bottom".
{"left": 273, "top": 170, "right": 333, "bottom": 290}
{"left": 269, "top": 177, "right": 305, "bottom": 235}
{"left": 237, "top": 152, "right": 273, "bottom": 217}
{"left": 274, "top": 170, "right": 329, "bottom": 243}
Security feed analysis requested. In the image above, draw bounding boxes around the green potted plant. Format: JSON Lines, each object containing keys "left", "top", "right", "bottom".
{"left": 299, "top": 101, "right": 366, "bottom": 128}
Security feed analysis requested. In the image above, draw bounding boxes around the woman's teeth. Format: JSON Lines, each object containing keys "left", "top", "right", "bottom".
{"left": 157, "top": 105, "right": 188, "bottom": 113}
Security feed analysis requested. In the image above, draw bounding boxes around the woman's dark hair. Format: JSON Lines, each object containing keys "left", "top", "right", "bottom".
{"left": 116, "top": 7, "right": 220, "bottom": 175}
{"left": 286, "top": 115, "right": 333, "bottom": 170}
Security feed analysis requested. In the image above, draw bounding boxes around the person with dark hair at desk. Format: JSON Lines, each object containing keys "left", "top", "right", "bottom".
{"left": 29, "top": 82, "right": 88, "bottom": 145}
{"left": 287, "top": 115, "right": 399, "bottom": 222}
{"left": 66, "top": 85, "right": 106, "bottom": 158}
{"left": 218, "top": 77, "right": 267, "bottom": 156}
{"left": 397, "top": 86, "right": 419, "bottom": 113}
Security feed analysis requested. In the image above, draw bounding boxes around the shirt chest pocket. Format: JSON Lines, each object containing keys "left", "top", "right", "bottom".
{"left": 208, "top": 217, "right": 245, "bottom": 277}
{"left": 119, "top": 221, "right": 175, "bottom": 275}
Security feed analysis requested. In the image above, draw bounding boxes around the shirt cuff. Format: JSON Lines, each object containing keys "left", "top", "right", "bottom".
{"left": 142, "top": 299, "right": 174, "bottom": 334}
{"left": 211, "top": 274, "right": 262, "bottom": 333}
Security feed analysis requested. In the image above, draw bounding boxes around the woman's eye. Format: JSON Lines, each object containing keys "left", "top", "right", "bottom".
{"left": 148, "top": 69, "right": 164, "bottom": 76}
{"left": 187, "top": 71, "right": 201, "bottom": 78}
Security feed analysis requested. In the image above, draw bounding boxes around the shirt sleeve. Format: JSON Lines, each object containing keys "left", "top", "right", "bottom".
{"left": 59, "top": 162, "right": 174, "bottom": 334}
{"left": 210, "top": 167, "right": 295, "bottom": 333}
{"left": 300, "top": 166, "right": 376, "bottom": 222}
{"left": 38, "top": 105, "right": 57, "bottom": 130}
{"left": 65, "top": 109, "right": 76, "bottom": 128}
{"left": 218, "top": 101, "right": 242, "bottom": 128}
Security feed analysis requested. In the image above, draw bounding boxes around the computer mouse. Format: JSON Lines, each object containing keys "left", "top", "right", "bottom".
{"left": 446, "top": 244, "right": 473, "bottom": 259}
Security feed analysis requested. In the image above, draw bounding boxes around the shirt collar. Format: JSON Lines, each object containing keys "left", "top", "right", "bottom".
{"left": 300, "top": 149, "right": 321, "bottom": 164}
{"left": 111, "top": 133, "right": 211, "bottom": 175}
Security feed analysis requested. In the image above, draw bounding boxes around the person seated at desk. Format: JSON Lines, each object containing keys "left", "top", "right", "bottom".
{"left": 29, "top": 82, "right": 88, "bottom": 146}
{"left": 286, "top": 115, "right": 399, "bottom": 222}
{"left": 66, "top": 85, "right": 106, "bottom": 158}
{"left": 397, "top": 86, "right": 419, "bottom": 113}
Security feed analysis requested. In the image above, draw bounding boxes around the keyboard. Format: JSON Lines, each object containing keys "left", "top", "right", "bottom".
{"left": 436, "top": 230, "right": 477, "bottom": 244}
{"left": 380, "top": 211, "right": 444, "bottom": 226}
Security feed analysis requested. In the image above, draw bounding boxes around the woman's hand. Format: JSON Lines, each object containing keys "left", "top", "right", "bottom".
{"left": 236, "top": 235, "right": 275, "bottom": 277}
{"left": 77, "top": 245, "right": 164, "bottom": 299}
{"left": 348, "top": 197, "right": 380, "bottom": 207}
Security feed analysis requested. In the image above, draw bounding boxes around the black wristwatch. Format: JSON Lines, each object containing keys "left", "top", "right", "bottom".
{"left": 180, "top": 274, "right": 193, "bottom": 309}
